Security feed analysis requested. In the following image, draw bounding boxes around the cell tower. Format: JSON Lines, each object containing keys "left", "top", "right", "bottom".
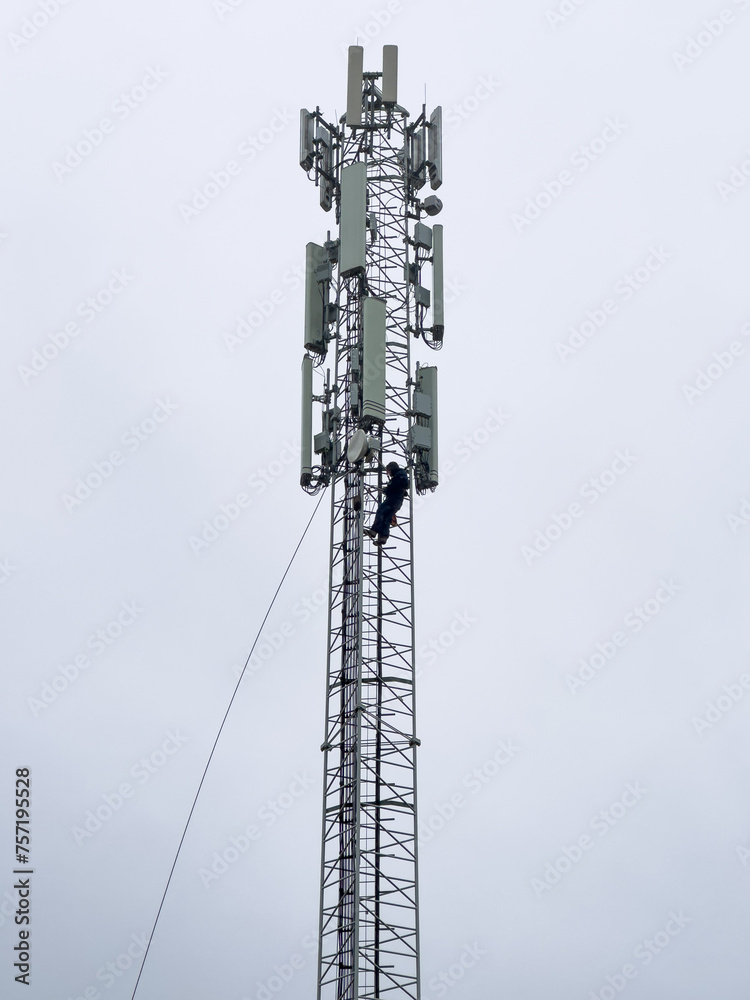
{"left": 298, "top": 45, "right": 444, "bottom": 1000}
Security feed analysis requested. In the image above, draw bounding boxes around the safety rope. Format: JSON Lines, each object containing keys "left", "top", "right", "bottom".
{"left": 130, "top": 490, "right": 326, "bottom": 998}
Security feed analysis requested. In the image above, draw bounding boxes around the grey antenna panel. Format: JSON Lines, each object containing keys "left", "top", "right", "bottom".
{"left": 317, "top": 124, "right": 333, "bottom": 212}
{"left": 304, "top": 242, "right": 329, "bottom": 352}
{"left": 299, "top": 109, "right": 315, "bottom": 170}
{"left": 427, "top": 106, "right": 443, "bottom": 189}
{"left": 361, "top": 296, "right": 387, "bottom": 425}
{"left": 339, "top": 162, "right": 367, "bottom": 276}
{"left": 411, "top": 129, "right": 426, "bottom": 189}
{"left": 433, "top": 224, "right": 444, "bottom": 339}
{"left": 415, "top": 221, "right": 433, "bottom": 250}
{"left": 300, "top": 355, "right": 313, "bottom": 486}
{"left": 409, "top": 424, "right": 432, "bottom": 450}
{"left": 382, "top": 45, "right": 398, "bottom": 104}
{"left": 414, "top": 284, "right": 430, "bottom": 308}
{"left": 347, "top": 45, "right": 364, "bottom": 126}
{"left": 419, "top": 365, "right": 439, "bottom": 487}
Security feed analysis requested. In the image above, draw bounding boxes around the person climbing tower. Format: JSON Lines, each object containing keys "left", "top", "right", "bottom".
{"left": 365, "top": 461, "right": 410, "bottom": 546}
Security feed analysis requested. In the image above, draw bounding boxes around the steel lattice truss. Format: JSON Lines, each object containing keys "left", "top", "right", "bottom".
{"left": 316, "top": 78, "right": 424, "bottom": 1000}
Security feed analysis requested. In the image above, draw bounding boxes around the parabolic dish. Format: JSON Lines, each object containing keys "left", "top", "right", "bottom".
{"left": 347, "top": 429, "right": 369, "bottom": 462}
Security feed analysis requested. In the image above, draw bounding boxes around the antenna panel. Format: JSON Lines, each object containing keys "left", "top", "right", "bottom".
{"left": 317, "top": 124, "right": 333, "bottom": 212}
{"left": 361, "top": 296, "right": 387, "bottom": 425}
{"left": 300, "top": 355, "right": 313, "bottom": 486}
{"left": 340, "top": 162, "right": 367, "bottom": 276}
{"left": 382, "top": 45, "right": 398, "bottom": 104}
{"left": 432, "top": 224, "right": 444, "bottom": 340}
{"left": 299, "top": 109, "right": 315, "bottom": 170}
{"left": 414, "top": 222, "right": 433, "bottom": 250}
{"left": 426, "top": 106, "right": 443, "bottom": 190}
{"left": 347, "top": 46, "right": 364, "bottom": 126}
{"left": 411, "top": 129, "right": 426, "bottom": 189}
{"left": 415, "top": 365, "right": 438, "bottom": 488}
{"left": 304, "top": 242, "right": 329, "bottom": 353}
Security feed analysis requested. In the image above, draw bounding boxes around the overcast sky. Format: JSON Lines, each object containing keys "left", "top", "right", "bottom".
{"left": 4, "top": 0, "right": 750, "bottom": 998}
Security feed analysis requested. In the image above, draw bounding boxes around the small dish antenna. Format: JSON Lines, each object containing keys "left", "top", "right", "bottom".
{"left": 347, "top": 429, "right": 369, "bottom": 462}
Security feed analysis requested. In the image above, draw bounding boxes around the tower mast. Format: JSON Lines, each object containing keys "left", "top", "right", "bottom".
{"left": 299, "top": 45, "right": 444, "bottom": 1000}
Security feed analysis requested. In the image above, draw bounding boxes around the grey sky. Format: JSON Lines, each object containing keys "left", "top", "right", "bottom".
{"left": 4, "top": 0, "right": 750, "bottom": 997}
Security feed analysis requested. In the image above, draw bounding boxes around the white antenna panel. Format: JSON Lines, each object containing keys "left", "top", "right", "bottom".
{"left": 304, "top": 242, "right": 328, "bottom": 352}
{"left": 362, "top": 297, "right": 387, "bottom": 425}
{"left": 382, "top": 45, "right": 398, "bottom": 104}
{"left": 340, "top": 162, "right": 367, "bottom": 276}
{"left": 347, "top": 46, "right": 364, "bottom": 127}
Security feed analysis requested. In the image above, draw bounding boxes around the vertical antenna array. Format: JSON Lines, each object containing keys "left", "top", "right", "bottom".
{"left": 299, "top": 45, "right": 445, "bottom": 1000}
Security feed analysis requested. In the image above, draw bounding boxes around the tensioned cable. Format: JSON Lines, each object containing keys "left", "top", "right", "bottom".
{"left": 130, "top": 489, "right": 326, "bottom": 999}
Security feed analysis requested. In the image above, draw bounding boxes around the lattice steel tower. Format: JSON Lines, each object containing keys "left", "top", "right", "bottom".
{"left": 298, "top": 44, "right": 445, "bottom": 1000}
